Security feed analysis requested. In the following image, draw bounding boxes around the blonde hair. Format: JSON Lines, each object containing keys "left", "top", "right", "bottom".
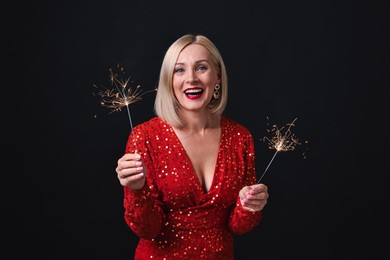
{"left": 154, "top": 34, "right": 228, "bottom": 127}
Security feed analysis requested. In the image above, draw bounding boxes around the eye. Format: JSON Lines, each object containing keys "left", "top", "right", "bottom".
{"left": 196, "top": 65, "right": 207, "bottom": 71}
{"left": 174, "top": 67, "right": 184, "bottom": 73}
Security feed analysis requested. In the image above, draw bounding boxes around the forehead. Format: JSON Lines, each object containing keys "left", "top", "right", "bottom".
{"left": 177, "top": 43, "right": 211, "bottom": 61}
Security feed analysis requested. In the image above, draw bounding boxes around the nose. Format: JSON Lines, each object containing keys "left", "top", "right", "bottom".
{"left": 186, "top": 69, "right": 198, "bottom": 84}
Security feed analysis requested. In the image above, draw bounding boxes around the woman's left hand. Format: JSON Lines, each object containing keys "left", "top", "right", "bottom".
{"left": 239, "top": 183, "right": 269, "bottom": 212}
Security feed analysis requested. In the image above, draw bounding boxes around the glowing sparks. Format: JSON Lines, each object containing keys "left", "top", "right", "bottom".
{"left": 257, "top": 117, "right": 302, "bottom": 184}
{"left": 94, "top": 65, "right": 156, "bottom": 131}
{"left": 263, "top": 117, "right": 300, "bottom": 152}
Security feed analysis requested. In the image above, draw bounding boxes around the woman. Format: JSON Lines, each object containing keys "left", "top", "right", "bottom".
{"left": 116, "top": 34, "right": 269, "bottom": 259}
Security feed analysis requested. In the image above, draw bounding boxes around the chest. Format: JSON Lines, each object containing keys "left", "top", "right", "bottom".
{"left": 180, "top": 132, "right": 220, "bottom": 166}
{"left": 177, "top": 129, "right": 220, "bottom": 190}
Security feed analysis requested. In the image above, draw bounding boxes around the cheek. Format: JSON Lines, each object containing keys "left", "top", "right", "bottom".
{"left": 207, "top": 85, "right": 215, "bottom": 96}
{"left": 207, "top": 77, "right": 218, "bottom": 92}
{"left": 172, "top": 79, "right": 183, "bottom": 98}
{"left": 173, "top": 73, "right": 184, "bottom": 85}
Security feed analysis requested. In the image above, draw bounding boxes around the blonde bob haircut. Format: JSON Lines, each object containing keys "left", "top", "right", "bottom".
{"left": 154, "top": 34, "right": 228, "bottom": 128}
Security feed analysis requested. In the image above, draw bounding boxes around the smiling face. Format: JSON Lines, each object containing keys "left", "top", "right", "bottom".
{"left": 173, "top": 43, "right": 220, "bottom": 114}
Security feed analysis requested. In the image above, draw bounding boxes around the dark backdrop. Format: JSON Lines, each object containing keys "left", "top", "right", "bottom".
{"left": 7, "top": 1, "right": 388, "bottom": 259}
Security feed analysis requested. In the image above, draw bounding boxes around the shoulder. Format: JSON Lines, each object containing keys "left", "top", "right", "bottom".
{"left": 133, "top": 116, "right": 172, "bottom": 135}
{"left": 134, "top": 117, "right": 163, "bottom": 130}
{"left": 222, "top": 116, "right": 252, "bottom": 137}
{"left": 221, "top": 117, "right": 255, "bottom": 151}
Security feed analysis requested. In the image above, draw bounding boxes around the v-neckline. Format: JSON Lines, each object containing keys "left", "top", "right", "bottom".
{"left": 169, "top": 117, "right": 224, "bottom": 194}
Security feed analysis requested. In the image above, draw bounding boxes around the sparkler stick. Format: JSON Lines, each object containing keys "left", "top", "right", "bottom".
{"left": 257, "top": 117, "right": 301, "bottom": 184}
{"left": 94, "top": 65, "right": 156, "bottom": 152}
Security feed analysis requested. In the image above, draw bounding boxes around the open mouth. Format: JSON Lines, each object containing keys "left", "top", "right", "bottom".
{"left": 184, "top": 88, "right": 204, "bottom": 97}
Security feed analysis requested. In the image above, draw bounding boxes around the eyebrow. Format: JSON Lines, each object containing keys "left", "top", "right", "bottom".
{"left": 175, "top": 59, "right": 210, "bottom": 66}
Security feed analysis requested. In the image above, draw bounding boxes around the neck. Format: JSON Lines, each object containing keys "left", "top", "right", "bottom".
{"left": 176, "top": 111, "right": 220, "bottom": 134}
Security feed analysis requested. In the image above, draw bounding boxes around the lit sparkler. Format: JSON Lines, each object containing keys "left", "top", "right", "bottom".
{"left": 93, "top": 65, "right": 156, "bottom": 151}
{"left": 94, "top": 65, "right": 156, "bottom": 128}
{"left": 257, "top": 117, "right": 301, "bottom": 184}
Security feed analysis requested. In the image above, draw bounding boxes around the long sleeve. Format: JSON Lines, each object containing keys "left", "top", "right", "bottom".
{"left": 123, "top": 123, "right": 166, "bottom": 240}
{"left": 228, "top": 129, "right": 262, "bottom": 234}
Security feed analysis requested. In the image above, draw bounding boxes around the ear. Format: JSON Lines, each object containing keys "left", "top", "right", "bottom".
{"left": 216, "top": 67, "right": 221, "bottom": 82}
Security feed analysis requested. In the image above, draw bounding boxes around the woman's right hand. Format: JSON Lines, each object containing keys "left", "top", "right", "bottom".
{"left": 116, "top": 153, "right": 146, "bottom": 191}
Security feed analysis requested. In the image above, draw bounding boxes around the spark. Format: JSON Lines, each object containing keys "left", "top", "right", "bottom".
{"left": 93, "top": 65, "right": 157, "bottom": 152}
{"left": 257, "top": 117, "right": 301, "bottom": 184}
{"left": 94, "top": 65, "right": 156, "bottom": 131}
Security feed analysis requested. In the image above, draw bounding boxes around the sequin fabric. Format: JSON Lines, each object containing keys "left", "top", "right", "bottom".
{"left": 123, "top": 116, "right": 261, "bottom": 259}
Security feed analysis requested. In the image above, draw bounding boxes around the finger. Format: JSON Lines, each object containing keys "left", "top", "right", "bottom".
{"left": 248, "top": 184, "right": 268, "bottom": 194}
{"left": 246, "top": 191, "right": 268, "bottom": 200}
{"left": 243, "top": 194, "right": 267, "bottom": 204}
{"left": 123, "top": 171, "right": 144, "bottom": 181}
{"left": 119, "top": 160, "right": 143, "bottom": 171}
{"left": 119, "top": 172, "right": 145, "bottom": 186}
{"left": 242, "top": 198, "right": 267, "bottom": 210}
{"left": 118, "top": 166, "right": 144, "bottom": 179}
{"left": 241, "top": 201, "right": 264, "bottom": 212}
{"left": 121, "top": 153, "right": 141, "bottom": 161}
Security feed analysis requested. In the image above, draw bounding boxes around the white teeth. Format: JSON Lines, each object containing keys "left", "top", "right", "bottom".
{"left": 184, "top": 89, "right": 203, "bottom": 94}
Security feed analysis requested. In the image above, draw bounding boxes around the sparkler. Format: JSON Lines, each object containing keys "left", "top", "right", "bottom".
{"left": 257, "top": 117, "right": 301, "bottom": 184}
{"left": 94, "top": 65, "right": 156, "bottom": 151}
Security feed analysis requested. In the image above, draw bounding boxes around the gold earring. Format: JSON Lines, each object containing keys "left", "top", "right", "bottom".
{"left": 213, "top": 84, "right": 221, "bottom": 99}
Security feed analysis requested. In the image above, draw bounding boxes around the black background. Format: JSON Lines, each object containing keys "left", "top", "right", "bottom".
{"left": 7, "top": 0, "right": 389, "bottom": 259}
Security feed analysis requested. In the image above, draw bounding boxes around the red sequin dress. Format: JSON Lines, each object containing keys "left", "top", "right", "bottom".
{"left": 123, "top": 116, "right": 261, "bottom": 259}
